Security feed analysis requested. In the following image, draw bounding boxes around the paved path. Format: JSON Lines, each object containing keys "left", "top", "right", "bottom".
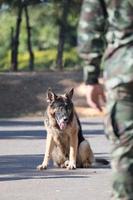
{"left": 0, "top": 118, "right": 112, "bottom": 200}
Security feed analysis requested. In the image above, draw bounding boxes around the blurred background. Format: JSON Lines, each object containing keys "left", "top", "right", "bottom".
{"left": 0, "top": 0, "right": 104, "bottom": 118}
{"left": 0, "top": 0, "right": 82, "bottom": 72}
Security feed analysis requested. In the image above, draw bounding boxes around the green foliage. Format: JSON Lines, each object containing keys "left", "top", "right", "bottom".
{"left": 0, "top": 9, "right": 16, "bottom": 70}
{"left": 0, "top": 3, "right": 81, "bottom": 71}
{"left": 0, "top": 48, "right": 82, "bottom": 71}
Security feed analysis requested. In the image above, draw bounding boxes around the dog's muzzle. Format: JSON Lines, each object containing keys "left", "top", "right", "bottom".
{"left": 55, "top": 114, "right": 69, "bottom": 130}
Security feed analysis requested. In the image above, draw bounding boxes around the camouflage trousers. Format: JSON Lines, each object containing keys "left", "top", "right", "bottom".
{"left": 105, "top": 82, "right": 133, "bottom": 200}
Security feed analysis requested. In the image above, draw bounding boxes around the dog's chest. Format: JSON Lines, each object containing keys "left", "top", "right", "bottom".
{"left": 52, "top": 129, "right": 70, "bottom": 147}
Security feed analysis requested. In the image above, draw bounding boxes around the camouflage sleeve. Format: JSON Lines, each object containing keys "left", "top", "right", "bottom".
{"left": 78, "top": 0, "right": 108, "bottom": 84}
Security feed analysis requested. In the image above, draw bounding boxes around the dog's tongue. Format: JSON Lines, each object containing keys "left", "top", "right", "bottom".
{"left": 59, "top": 122, "right": 67, "bottom": 130}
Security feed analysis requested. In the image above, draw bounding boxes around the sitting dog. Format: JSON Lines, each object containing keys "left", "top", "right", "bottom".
{"left": 37, "top": 88, "right": 107, "bottom": 170}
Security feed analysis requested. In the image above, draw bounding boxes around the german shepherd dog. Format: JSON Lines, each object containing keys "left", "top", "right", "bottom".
{"left": 37, "top": 88, "right": 107, "bottom": 170}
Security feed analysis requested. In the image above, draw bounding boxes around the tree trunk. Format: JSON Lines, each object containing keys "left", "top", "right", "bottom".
{"left": 24, "top": 5, "right": 34, "bottom": 71}
{"left": 10, "top": 27, "right": 14, "bottom": 71}
{"left": 56, "top": 0, "right": 71, "bottom": 70}
{"left": 12, "top": 1, "right": 23, "bottom": 72}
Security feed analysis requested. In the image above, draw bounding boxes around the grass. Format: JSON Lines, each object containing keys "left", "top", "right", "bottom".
{"left": 0, "top": 48, "right": 82, "bottom": 72}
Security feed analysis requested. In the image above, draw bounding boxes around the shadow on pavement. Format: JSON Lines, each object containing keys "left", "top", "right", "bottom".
{"left": 0, "top": 119, "right": 103, "bottom": 127}
{"left": 0, "top": 120, "right": 44, "bottom": 127}
{"left": 0, "top": 119, "right": 105, "bottom": 140}
{"left": 0, "top": 119, "right": 46, "bottom": 140}
{"left": 0, "top": 119, "right": 110, "bottom": 182}
{"left": 83, "top": 130, "right": 104, "bottom": 136}
{"left": 0, "top": 154, "right": 110, "bottom": 182}
{"left": 0, "top": 129, "right": 104, "bottom": 140}
{"left": 0, "top": 130, "right": 46, "bottom": 140}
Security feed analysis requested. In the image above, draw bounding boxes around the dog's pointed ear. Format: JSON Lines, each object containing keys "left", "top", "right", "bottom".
{"left": 47, "top": 88, "right": 57, "bottom": 103}
{"left": 65, "top": 88, "right": 74, "bottom": 100}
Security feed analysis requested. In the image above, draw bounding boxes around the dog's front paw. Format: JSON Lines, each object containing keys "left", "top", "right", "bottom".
{"left": 37, "top": 163, "right": 47, "bottom": 170}
{"left": 67, "top": 160, "right": 76, "bottom": 170}
{"left": 64, "top": 160, "right": 69, "bottom": 168}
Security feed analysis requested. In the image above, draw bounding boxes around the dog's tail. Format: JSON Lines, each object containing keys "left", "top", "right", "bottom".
{"left": 95, "top": 158, "right": 110, "bottom": 165}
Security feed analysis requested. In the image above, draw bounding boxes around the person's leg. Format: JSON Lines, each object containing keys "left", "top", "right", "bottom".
{"left": 105, "top": 82, "right": 133, "bottom": 200}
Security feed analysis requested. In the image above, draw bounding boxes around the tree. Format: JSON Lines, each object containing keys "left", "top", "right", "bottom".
{"left": 8, "top": 0, "right": 35, "bottom": 71}
{"left": 0, "top": 0, "right": 82, "bottom": 71}
{"left": 56, "top": 0, "right": 71, "bottom": 70}
{"left": 11, "top": 0, "right": 23, "bottom": 71}
{"left": 24, "top": 4, "right": 34, "bottom": 71}
{"left": 54, "top": 0, "right": 82, "bottom": 70}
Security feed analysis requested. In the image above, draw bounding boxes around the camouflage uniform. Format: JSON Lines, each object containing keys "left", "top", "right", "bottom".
{"left": 78, "top": 0, "right": 133, "bottom": 199}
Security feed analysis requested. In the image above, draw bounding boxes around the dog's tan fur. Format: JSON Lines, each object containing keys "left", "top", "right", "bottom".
{"left": 37, "top": 88, "right": 94, "bottom": 170}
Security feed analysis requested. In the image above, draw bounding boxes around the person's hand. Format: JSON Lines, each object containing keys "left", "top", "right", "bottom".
{"left": 85, "top": 84, "right": 106, "bottom": 111}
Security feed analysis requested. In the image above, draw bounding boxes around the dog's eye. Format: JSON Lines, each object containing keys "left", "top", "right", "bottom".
{"left": 66, "top": 106, "right": 71, "bottom": 114}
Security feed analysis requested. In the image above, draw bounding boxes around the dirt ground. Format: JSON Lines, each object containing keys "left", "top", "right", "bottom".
{"left": 0, "top": 71, "right": 105, "bottom": 118}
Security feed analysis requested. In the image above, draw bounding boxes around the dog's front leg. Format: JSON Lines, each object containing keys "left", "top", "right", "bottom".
{"left": 67, "top": 132, "right": 78, "bottom": 170}
{"left": 37, "top": 132, "right": 53, "bottom": 170}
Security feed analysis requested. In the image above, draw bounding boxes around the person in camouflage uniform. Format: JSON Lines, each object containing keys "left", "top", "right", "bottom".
{"left": 78, "top": 0, "right": 133, "bottom": 199}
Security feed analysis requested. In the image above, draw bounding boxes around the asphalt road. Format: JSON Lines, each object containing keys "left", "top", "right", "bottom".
{"left": 0, "top": 117, "right": 112, "bottom": 200}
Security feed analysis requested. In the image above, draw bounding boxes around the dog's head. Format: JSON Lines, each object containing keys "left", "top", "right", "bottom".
{"left": 47, "top": 88, "right": 74, "bottom": 130}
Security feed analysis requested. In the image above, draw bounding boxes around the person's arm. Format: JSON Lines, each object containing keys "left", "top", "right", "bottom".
{"left": 78, "top": 0, "right": 108, "bottom": 110}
